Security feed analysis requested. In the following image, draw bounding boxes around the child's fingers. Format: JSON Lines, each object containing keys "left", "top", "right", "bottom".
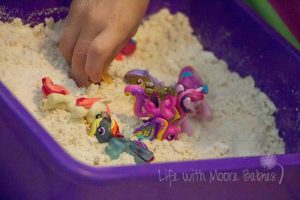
{"left": 70, "top": 29, "right": 100, "bottom": 86}
{"left": 70, "top": 40, "right": 89, "bottom": 86}
{"left": 58, "top": 1, "right": 82, "bottom": 63}
{"left": 102, "top": 27, "right": 139, "bottom": 74}
{"left": 59, "top": 27, "right": 80, "bottom": 63}
{"left": 85, "top": 28, "right": 128, "bottom": 83}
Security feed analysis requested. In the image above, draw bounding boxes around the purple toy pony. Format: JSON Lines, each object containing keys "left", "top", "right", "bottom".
{"left": 124, "top": 84, "right": 180, "bottom": 141}
{"left": 175, "top": 66, "right": 213, "bottom": 135}
{"left": 124, "top": 66, "right": 212, "bottom": 140}
{"left": 177, "top": 66, "right": 212, "bottom": 119}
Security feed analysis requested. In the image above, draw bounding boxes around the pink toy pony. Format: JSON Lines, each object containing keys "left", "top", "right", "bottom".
{"left": 124, "top": 85, "right": 180, "bottom": 141}
{"left": 124, "top": 66, "right": 212, "bottom": 140}
{"left": 177, "top": 66, "right": 212, "bottom": 120}
{"left": 175, "top": 66, "right": 213, "bottom": 135}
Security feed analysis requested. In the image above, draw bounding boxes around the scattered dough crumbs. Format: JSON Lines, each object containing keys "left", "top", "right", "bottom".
{"left": 0, "top": 9, "right": 284, "bottom": 166}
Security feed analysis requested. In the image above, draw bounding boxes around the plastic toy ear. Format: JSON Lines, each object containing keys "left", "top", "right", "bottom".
{"left": 176, "top": 84, "right": 184, "bottom": 93}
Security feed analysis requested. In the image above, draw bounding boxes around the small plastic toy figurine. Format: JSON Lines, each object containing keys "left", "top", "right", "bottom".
{"left": 124, "top": 84, "right": 181, "bottom": 141}
{"left": 40, "top": 77, "right": 110, "bottom": 123}
{"left": 89, "top": 112, "right": 154, "bottom": 163}
{"left": 124, "top": 69, "right": 175, "bottom": 100}
{"left": 115, "top": 38, "right": 137, "bottom": 61}
{"left": 121, "top": 39, "right": 137, "bottom": 56}
{"left": 124, "top": 66, "right": 212, "bottom": 140}
{"left": 40, "top": 77, "right": 154, "bottom": 164}
{"left": 134, "top": 117, "right": 180, "bottom": 141}
{"left": 42, "top": 77, "right": 70, "bottom": 96}
{"left": 176, "top": 66, "right": 212, "bottom": 122}
{"left": 124, "top": 69, "right": 163, "bottom": 89}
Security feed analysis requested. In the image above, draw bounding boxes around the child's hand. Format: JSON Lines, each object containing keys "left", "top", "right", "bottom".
{"left": 59, "top": 0, "right": 149, "bottom": 86}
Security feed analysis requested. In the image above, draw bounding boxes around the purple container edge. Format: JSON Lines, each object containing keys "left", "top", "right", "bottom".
{"left": 0, "top": 0, "right": 299, "bottom": 178}
{"left": 0, "top": 0, "right": 300, "bottom": 199}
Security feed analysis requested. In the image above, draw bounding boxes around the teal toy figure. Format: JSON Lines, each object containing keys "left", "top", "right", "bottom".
{"left": 89, "top": 112, "right": 155, "bottom": 164}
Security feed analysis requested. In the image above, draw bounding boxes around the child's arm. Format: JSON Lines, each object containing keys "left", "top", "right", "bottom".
{"left": 59, "top": 0, "right": 150, "bottom": 86}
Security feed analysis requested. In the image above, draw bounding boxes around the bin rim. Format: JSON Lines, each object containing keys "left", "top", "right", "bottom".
{"left": 0, "top": 0, "right": 299, "bottom": 185}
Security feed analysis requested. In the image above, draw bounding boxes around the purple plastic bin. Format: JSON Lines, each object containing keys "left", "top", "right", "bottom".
{"left": 0, "top": 0, "right": 300, "bottom": 199}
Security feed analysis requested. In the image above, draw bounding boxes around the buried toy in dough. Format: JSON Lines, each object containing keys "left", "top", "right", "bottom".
{"left": 39, "top": 77, "right": 155, "bottom": 163}
{"left": 40, "top": 77, "right": 109, "bottom": 123}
